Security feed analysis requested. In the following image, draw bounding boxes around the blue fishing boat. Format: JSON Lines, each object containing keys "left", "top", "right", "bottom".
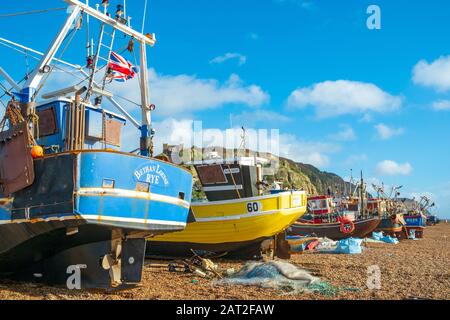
{"left": 0, "top": 0, "right": 192, "bottom": 288}
{"left": 401, "top": 196, "right": 434, "bottom": 239}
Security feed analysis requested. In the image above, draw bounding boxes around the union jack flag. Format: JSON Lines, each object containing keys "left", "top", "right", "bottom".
{"left": 108, "top": 52, "right": 139, "bottom": 82}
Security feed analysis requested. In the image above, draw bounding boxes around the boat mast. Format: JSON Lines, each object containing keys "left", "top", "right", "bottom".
{"left": 63, "top": 0, "right": 156, "bottom": 156}
{"left": 7, "top": 1, "right": 157, "bottom": 157}
{"left": 139, "top": 40, "right": 152, "bottom": 156}
{"left": 360, "top": 171, "right": 365, "bottom": 218}
{"left": 20, "top": 6, "right": 82, "bottom": 103}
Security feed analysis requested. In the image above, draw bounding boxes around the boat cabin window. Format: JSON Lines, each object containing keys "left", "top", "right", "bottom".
{"left": 84, "top": 108, "right": 125, "bottom": 148}
{"left": 34, "top": 101, "right": 127, "bottom": 153}
{"left": 309, "top": 199, "right": 329, "bottom": 210}
{"left": 196, "top": 164, "right": 228, "bottom": 185}
{"left": 37, "top": 107, "right": 58, "bottom": 137}
{"left": 104, "top": 117, "right": 123, "bottom": 146}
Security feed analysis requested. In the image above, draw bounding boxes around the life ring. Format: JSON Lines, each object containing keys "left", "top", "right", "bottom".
{"left": 340, "top": 220, "right": 355, "bottom": 234}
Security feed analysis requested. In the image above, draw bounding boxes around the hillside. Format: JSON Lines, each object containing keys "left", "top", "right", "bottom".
{"left": 295, "top": 162, "right": 351, "bottom": 195}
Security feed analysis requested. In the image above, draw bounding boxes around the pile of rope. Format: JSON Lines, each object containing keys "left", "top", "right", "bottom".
{"left": 215, "top": 261, "right": 361, "bottom": 296}
{"left": 0, "top": 99, "right": 37, "bottom": 146}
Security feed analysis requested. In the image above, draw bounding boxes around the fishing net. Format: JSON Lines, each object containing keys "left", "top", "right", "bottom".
{"left": 215, "top": 261, "right": 357, "bottom": 296}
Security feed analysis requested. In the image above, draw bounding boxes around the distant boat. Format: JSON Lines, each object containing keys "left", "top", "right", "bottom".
{"left": 403, "top": 213, "right": 427, "bottom": 239}
{"left": 288, "top": 218, "right": 380, "bottom": 240}
{"left": 426, "top": 215, "right": 440, "bottom": 226}
{"left": 287, "top": 195, "right": 380, "bottom": 240}
{"left": 374, "top": 214, "right": 406, "bottom": 238}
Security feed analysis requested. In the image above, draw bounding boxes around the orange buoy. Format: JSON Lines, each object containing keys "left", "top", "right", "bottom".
{"left": 31, "top": 145, "right": 44, "bottom": 159}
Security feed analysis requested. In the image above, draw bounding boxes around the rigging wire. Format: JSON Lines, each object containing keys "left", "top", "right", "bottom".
{"left": 0, "top": 20, "right": 142, "bottom": 107}
{"left": 0, "top": 7, "right": 66, "bottom": 18}
{"left": 141, "top": 0, "right": 148, "bottom": 34}
{"left": 24, "top": 50, "right": 30, "bottom": 80}
{"left": 0, "top": 84, "right": 11, "bottom": 110}
{"left": 0, "top": 82, "right": 12, "bottom": 97}
{"left": 0, "top": 48, "right": 142, "bottom": 108}
{"left": 32, "top": 26, "right": 79, "bottom": 101}
{"left": 133, "top": 49, "right": 143, "bottom": 96}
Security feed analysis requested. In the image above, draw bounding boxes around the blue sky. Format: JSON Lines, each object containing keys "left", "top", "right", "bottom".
{"left": 1, "top": 0, "right": 449, "bottom": 218}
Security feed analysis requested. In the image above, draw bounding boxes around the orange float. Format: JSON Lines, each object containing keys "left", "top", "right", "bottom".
{"left": 339, "top": 217, "right": 356, "bottom": 234}
{"left": 31, "top": 145, "right": 44, "bottom": 159}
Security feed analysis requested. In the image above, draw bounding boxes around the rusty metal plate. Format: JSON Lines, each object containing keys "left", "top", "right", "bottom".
{"left": 0, "top": 122, "right": 35, "bottom": 195}
{"left": 12, "top": 153, "right": 75, "bottom": 218}
{"left": 195, "top": 164, "right": 228, "bottom": 185}
{"left": 37, "top": 107, "right": 58, "bottom": 137}
{"left": 104, "top": 118, "right": 123, "bottom": 146}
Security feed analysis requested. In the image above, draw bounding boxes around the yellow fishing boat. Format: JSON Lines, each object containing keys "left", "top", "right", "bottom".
{"left": 147, "top": 190, "right": 307, "bottom": 258}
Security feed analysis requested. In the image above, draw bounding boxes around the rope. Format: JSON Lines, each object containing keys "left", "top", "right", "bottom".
{"left": 0, "top": 100, "right": 36, "bottom": 145}
{"left": 0, "top": 7, "right": 66, "bottom": 18}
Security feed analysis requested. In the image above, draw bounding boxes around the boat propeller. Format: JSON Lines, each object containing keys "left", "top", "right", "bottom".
{"left": 101, "top": 240, "right": 123, "bottom": 287}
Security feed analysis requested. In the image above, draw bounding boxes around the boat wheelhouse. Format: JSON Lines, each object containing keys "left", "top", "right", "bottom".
{"left": 305, "top": 195, "right": 335, "bottom": 223}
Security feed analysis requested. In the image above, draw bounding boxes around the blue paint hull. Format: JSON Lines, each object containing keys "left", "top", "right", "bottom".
{"left": 0, "top": 150, "right": 192, "bottom": 286}
{"left": 1, "top": 150, "right": 192, "bottom": 231}
{"left": 404, "top": 215, "right": 427, "bottom": 227}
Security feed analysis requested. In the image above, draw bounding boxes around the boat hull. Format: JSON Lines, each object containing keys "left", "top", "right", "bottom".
{"left": 0, "top": 221, "right": 146, "bottom": 288}
{"left": 147, "top": 191, "right": 307, "bottom": 258}
{"left": 374, "top": 216, "right": 405, "bottom": 238}
{"left": 0, "top": 150, "right": 193, "bottom": 288}
{"left": 287, "top": 217, "right": 381, "bottom": 240}
{"left": 403, "top": 226, "right": 425, "bottom": 239}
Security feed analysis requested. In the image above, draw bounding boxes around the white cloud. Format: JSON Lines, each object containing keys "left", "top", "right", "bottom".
{"left": 277, "top": 133, "right": 340, "bottom": 168}
{"left": 108, "top": 70, "right": 269, "bottom": 116}
{"left": 374, "top": 123, "right": 405, "bottom": 140}
{"left": 432, "top": 100, "right": 450, "bottom": 111}
{"left": 330, "top": 125, "right": 357, "bottom": 141}
{"left": 42, "top": 68, "right": 269, "bottom": 117}
{"left": 231, "top": 110, "right": 291, "bottom": 126}
{"left": 122, "top": 118, "right": 207, "bottom": 156}
{"left": 210, "top": 53, "right": 247, "bottom": 66}
{"left": 343, "top": 154, "right": 368, "bottom": 166}
{"left": 287, "top": 80, "right": 402, "bottom": 118}
{"left": 375, "top": 160, "right": 413, "bottom": 176}
{"left": 359, "top": 113, "right": 374, "bottom": 123}
{"left": 413, "top": 55, "right": 450, "bottom": 92}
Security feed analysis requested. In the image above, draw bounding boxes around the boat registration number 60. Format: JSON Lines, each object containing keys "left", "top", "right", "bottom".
{"left": 246, "top": 201, "right": 262, "bottom": 213}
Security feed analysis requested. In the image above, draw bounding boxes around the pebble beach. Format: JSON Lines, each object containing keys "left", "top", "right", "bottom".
{"left": 0, "top": 222, "right": 449, "bottom": 300}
